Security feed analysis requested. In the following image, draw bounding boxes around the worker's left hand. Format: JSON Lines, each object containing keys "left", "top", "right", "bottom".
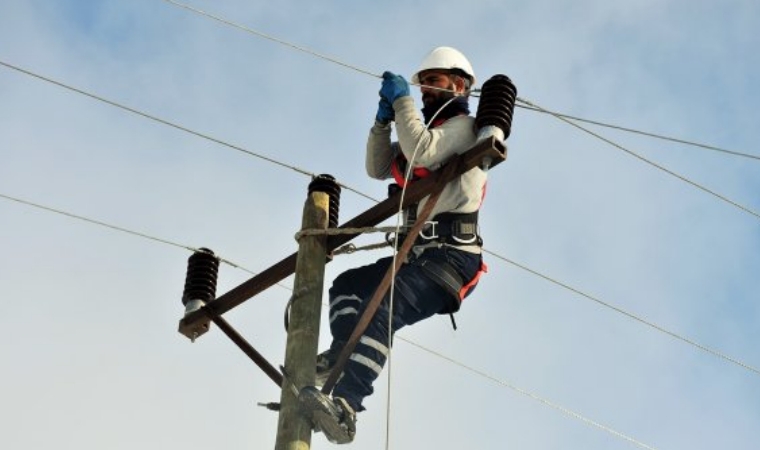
{"left": 376, "top": 97, "right": 394, "bottom": 124}
{"left": 379, "top": 71, "right": 410, "bottom": 104}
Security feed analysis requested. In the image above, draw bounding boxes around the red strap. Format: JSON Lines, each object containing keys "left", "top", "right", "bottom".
{"left": 458, "top": 260, "right": 488, "bottom": 300}
{"left": 391, "top": 155, "right": 432, "bottom": 187}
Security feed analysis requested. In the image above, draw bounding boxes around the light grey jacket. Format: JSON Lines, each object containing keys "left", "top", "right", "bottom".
{"left": 366, "top": 96, "right": 487, "bottom": 254}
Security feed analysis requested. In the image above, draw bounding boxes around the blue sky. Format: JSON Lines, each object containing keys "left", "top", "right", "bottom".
{"left": 1, "top": 1, "right": 759, "bottom": 449}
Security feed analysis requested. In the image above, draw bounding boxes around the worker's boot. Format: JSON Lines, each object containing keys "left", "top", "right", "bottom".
{"left": 299, "top": 386, "right": 356, "bottom": 444}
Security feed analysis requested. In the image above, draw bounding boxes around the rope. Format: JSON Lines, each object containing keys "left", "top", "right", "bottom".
{"left": 294, "top": 225, "right": 401, "bottom": 240}
{"left": 381, "top": 95, "right": 460, "bottom": 450}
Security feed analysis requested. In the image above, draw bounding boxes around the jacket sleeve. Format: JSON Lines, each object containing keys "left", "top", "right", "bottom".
{"left": 365, "top": 121, "right": 397, "bottom": 180}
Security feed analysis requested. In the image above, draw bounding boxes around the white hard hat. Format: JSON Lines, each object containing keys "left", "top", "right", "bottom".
{"left": 411, "top": 46, "right": 476, "bottom": 87}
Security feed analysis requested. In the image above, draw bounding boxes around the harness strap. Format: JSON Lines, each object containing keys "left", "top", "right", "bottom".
{"left": 417, "top": 211, "right": 481, "bottom": 246}
{"left": 419, "top": 256, "right": 487, "bottom": 305}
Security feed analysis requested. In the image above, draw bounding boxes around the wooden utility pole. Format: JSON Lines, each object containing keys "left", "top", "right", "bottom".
{"left": 274, "top": 187, "right": 330, "bottom": 450}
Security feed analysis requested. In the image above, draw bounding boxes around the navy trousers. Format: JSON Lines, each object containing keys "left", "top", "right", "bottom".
{"left": 328, "top": 246, "right": 482, "bottom": 411}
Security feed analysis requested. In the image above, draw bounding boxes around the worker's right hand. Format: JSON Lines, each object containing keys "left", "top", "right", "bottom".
{"left": 375, "top": 97, "right": 394, "bottom": 124}
{"left": 379, "top": 71, "right": 410, "bottom": 104}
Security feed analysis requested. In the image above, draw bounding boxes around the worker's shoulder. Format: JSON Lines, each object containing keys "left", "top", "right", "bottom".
{"left": 437, "top": 115, "right": 477, "bottom": 144}
{"left": 441, "top": 114, "right": 476, "bottom": 130}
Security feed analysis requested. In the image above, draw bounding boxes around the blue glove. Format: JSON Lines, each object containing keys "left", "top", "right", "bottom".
{"left": 379, "top": 71, "right": 410, "bottom": 104}
{"left": 375, "top": 97, "right": 394, "bottom": 124}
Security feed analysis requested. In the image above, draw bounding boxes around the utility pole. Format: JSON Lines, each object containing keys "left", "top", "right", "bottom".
{"left": 274, "top": 179, "right": 333, "bottom": 450}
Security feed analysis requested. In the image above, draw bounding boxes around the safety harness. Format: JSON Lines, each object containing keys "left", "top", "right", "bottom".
{"left": 387, "top": 171, "right": 487, "bottom": 323}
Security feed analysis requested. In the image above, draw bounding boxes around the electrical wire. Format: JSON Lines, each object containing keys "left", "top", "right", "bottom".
{"left": 4, "top": 185, "right": 756, "bottom": 378}
{"left": 0, "top": 189, "right": 730, "bottom": 449}
{"left": 161, "top": 0, "right": 381, "bottom": 80}
{"left": 0, "top": 191, "right": 265, "bottom": 279}
{"left": 159, "top": 0, "right": 760, "bottom": 221}
{"left": 484, "top": 249, "right": 760, "bottom": 376}
{"left": 3, "top": 5, "right": 756, "bottom": 441}
{"left": 398, "top": 337, "right": 660, "bottom": 450}
{"left": 517, "top": 97, "right": 760, "bottom": 222}
{"left": 5, "top": 53, "right": 753, "bottom": 373}
{"left": 161, "top": 0, "right": 753, "bottom": 163}
{"left": 515, "top": 102, "right": 760, "bottom": 161}
{"left": 0, "top": 60, "right": 378, "bottom": 204}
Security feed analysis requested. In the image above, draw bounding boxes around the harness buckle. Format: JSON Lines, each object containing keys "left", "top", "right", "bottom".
{"left": 419, "top": 220, "right": 439, "bottom": 240}
{"left": 451, "top": 221, "right": 479, "bottom": 244}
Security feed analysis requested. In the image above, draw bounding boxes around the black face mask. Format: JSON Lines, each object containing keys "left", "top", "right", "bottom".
{"left": 421, "top": 94, "right": 470, "bottom": 125}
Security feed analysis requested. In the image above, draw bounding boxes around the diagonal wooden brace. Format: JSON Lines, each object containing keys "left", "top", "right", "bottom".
{"left": 320, "top": 159, "right": 458, "bottom": 394}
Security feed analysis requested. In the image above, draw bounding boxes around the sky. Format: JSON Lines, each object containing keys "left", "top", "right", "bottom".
{"left": 1, "top": 1, "right": 759, "bottom": 449}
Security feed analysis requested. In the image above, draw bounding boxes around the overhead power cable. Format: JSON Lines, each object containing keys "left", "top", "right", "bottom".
{"left": 161, "top": 0, "right": 752, "bottom": 163}
{"left": 484, "top": 249, "right": 760, "bottom": 376}
{"left": 0, "top": 191, "right": 256, "bottom": 275}
{"left": 399, "top": 337, "right": 659, "bottom": 450}
{"left": 161, "top": 0, "right": 381, "bottom": 80}
{"left": 3, "top": 55, "right": 757, "bottom": 376}
{"left": 0, "top": 60, "right": 377, "bottom": 203}
{"left": 515, "top": 103, "right": 760, "bottom": 161}
{"left": 4, "top": 186, "right": 758, "bottom": 380}
{"left": 0, "top": 190, "right": 657, "bottom": 449}
{"left": 517, "top": 98, "right": 760, "bottom": 222}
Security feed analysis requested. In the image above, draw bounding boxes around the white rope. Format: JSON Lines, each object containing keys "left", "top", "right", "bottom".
{"left": 384, "top": 95, "right": 460, "bottom": 450}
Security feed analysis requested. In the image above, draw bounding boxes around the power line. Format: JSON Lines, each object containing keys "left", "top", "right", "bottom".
{"left": 3, "top": 56, "right": 757, "bottom": 375}
{"left": 0, "top": 191, "right": 254, "bottom": 275}
{"left": 160, "top": 0, "right": 753, "bottom": 164}
{"left": 159, "top": 0, "right": 759, "bottom": 221}
{"left": 518, "top": 97, "right": 760, "bottom": 222}
{"left": 484, "top": 249, "right": 760, "bottom": 376}
{"left": 4, "top": 188, "right": 758, "bottom": 379}
{"left": 0, "top": 60, "right": 378, "bottom": 204}
{"left": 161, "top": 0, "right": 381, "bottom": 80}
{"left": 399, "top": 337, "right": 660, "bottom": 450}
{"left": 515, "top": 103, "right": 760, "bottom": 161}
{"left": 0, "top": 190, "right": 657, "bottom": 449}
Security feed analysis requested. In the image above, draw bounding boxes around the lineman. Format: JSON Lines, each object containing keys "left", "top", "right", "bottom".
{"left": 300, "top": 47, "right": 488, "bottom": 444}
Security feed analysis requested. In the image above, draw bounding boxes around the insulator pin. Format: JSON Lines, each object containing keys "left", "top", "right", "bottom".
{"left": 475, "top": 74, "right": 518, "bottom": 142}
{"left": 180, "top": 247, "right": 220, "bottom": 341}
